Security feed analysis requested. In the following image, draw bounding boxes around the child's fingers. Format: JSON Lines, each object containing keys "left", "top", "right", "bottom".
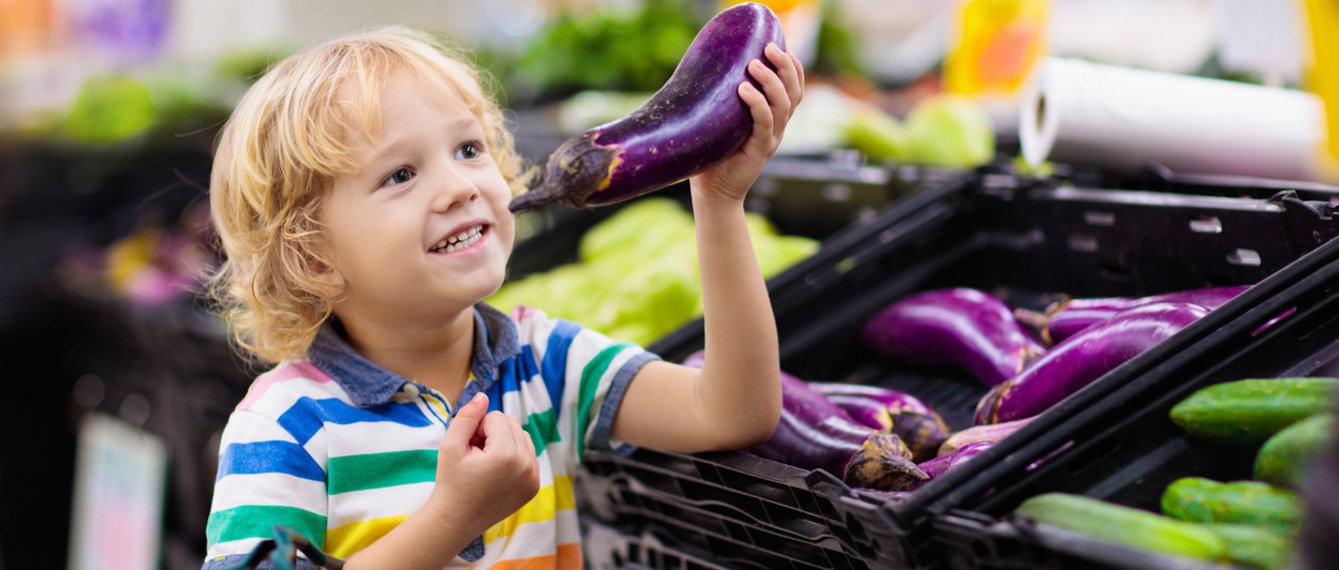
{"left": 748, "top": 56, "right": 788, "bottom": 109}
{"left": 738, "top": 81, "right": 776, "bottom": 150}
{"left": 788, "top": 51, "right": 805, "bottom": 106}
{"left": 444, "top": 392, "right": 489, "bottom": 452}
{"left": 764, "top": 44, "right": 803, "bottom": 110}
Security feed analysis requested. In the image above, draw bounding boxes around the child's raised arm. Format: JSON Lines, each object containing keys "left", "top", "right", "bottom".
{"left": 610, "top": 43, "right": 804, "bottom": 453}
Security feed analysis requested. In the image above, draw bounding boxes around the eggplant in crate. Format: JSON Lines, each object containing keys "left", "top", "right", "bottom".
{"left": 573, "top": 170, "right": 1339, "bottom": 569}
{"left": 929, "top": 210, "right": 1339, "bottom": 567}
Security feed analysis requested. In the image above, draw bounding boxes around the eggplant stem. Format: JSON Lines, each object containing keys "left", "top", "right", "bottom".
{"left": 1013, "top": 308, "right": 1049, "bottom": 333}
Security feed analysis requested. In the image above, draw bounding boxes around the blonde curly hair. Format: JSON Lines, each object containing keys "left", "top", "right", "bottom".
{"left": 205, "top": 26, "right": 530, "bottom": 364}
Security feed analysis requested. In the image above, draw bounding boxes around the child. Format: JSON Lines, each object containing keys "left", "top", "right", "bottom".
{"left": 203, "top": 25, "right": 802, "bottom": 569}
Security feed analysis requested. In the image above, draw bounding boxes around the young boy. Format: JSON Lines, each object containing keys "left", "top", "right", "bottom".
{"left": 203, "top": 25, "right": 802, "bottom": 569}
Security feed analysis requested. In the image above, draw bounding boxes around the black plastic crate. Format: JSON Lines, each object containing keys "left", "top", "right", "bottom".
{"left": 928, "top": 210, "right": 1339, "bottom": 569}
{"left": 581, "top": 170, "right": 1339, "bottom": 569}
{"left": 584, "top": 520, "right": 745, "bottom": 570}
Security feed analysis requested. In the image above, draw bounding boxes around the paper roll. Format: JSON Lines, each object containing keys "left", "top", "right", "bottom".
{"left": 1019, "top": 57, "right": 1328, "bottom": 182}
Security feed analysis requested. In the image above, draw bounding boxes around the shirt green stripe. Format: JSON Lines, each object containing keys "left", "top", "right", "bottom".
{"left": 207, "top": 505, "right": 327, "bottom": 547}
{"left": 327, "top": 449, "right": 436, "bottom": 495}
{"left": 575, "top": 342, "right": 632, "bottom": 457}
{"left": 524, "top": 408, "right": 560, "bottom": 457}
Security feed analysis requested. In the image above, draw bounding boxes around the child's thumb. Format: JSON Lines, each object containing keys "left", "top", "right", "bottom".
{"left": 445, "top": 392, "right": 489, "bottom": 444}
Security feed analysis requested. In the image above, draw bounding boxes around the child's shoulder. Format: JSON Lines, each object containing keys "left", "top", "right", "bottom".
{"left": 234, "top": 359, "right": 348, "bottom": 417}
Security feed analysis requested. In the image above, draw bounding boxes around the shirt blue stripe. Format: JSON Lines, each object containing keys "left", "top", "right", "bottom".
{"left": 541, "top": 320, "right": 579, "bottom": 421}
{"left": 217, "top": 440, "right": 325, "bottom": 482}
{"left": 278, "top": 397, "right": 432, "bottom": 444}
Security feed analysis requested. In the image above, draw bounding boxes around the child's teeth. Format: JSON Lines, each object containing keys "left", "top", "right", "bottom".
{"left": 435, "top": 227, "right": 482, "bottom": 253}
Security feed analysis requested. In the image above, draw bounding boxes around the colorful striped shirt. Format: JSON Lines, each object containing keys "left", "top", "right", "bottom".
{"left": 202, "top": 303, "right": 658, "bottom": 569}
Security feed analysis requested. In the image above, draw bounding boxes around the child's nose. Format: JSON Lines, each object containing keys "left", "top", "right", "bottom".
{"left": 430, "top": 167, "right": 480, "bottom": 212}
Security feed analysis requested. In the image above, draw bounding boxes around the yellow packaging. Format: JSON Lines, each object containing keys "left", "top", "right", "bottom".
{"left": 1302, "top": 0, "right": 1339, "bottom": 177}
{"left": 944, "top": 0, "right": 1050, "bottom": 97}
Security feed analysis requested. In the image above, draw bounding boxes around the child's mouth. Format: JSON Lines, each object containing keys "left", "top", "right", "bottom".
{"left": 430, "top": 224, "right": 486, "bottom": 254}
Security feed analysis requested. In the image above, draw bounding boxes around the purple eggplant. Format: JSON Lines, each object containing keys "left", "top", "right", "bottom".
{"left": 976, "top": 302, "right": 1211, "bottom": 424}
{"left": 753, "top": 372, "right": 926, "bottom": 489}
{"left": 809, "top": 384, "right": 949, "bottom": 463}
{"left": 862, "top": 288, "right": 1047, "bottom": 387}
{"left": 680, "top": 351, "right": 927, "bottom": 489}
{"left": 1015, "top": 285, "right": 1248, "bottom": 345}
{"left": 938, "top": 416, "right": 1035, "bottom": 457}
{"left": 902, "top": 440, "right": 996, "bottom": 492}
{"left": 508, "top": 3, "right": 784, "bottom": 212}
{"left": 808, "top": 382, "right": 937, "bottom": 416}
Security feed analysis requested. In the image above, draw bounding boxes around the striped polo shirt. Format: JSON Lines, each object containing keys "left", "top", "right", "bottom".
{"left": 202, "top": 302, "right": 658, "bottom": 569}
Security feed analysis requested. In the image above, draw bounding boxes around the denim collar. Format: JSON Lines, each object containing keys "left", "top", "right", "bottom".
{"left": 306, "top": 302, "right": 521, "bottom": 408}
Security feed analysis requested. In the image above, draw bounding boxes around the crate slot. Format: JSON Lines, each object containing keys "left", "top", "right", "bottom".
{"left": 1226, "top": 248, "right": 1262, "bottom": 266}
{"left": 1066, "top": 234, "right": 1099, "bottom": 253}
{"left": 1187, "top": 215, "right": 1222, "bottom": 234}
{"left": 1082, "top": 210, "right": 1116, "bottom": 226}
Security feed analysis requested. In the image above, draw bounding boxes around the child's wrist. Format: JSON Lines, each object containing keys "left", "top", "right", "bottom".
{"left": 689, "top": 182, "right": 748, "bottom": 210}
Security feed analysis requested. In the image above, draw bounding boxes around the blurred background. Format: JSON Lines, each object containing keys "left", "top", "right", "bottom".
{"left": 0, "top": 0, "right": 1323, "bottom": 568}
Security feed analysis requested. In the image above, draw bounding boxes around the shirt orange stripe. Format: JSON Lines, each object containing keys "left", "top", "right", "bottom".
{"left": 489, "top": 542, "right": 582, "bottom": 569}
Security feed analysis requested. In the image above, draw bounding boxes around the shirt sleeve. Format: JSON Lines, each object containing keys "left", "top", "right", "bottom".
{"left": 203, "top": 408, "right": 330, "bottom": 568}
{"left": 513, "top": 306, "right": 660, "bottom": 467}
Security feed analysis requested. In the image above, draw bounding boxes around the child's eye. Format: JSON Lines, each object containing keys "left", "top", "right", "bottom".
{"left": 382, "top": 167, "right": 414, "bottom": 187}
{"left": 455, "top": 142, "right": 483, "bottom": 160}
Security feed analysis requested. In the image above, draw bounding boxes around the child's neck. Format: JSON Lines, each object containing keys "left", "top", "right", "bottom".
{"left": 336, "top": 310, "right": 477, "bottom": 405}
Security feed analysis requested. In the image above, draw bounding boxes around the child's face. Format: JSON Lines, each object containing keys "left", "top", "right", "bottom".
{"left": 319, "top": 71, "right": 515, "bottom": 323}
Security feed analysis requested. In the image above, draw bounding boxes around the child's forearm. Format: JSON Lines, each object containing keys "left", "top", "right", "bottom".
{"left": 690, "top": 184, "right": 782, "bottom": 448}
{"left": 342, "top": 503, "right": 480, "bottom": 569}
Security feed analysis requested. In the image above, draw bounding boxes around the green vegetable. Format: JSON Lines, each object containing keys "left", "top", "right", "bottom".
{"left": 841, "top": 95, "right": 994, "bottom": 169}
{"left": 1161, "top": 477, "right": 1301, "bottom": 532}
{"left": 1255, "top": 413, "right": 1335, "bottom": 489}
{"left": 513, "top": 0, "right": 698, "bottom": 95}
{"left": 1197, "top": 523, "right": 1294, "bottom": 569}
{"left": 1169, "top": 377, "right": 1339, "bottom": 445}
{"left": 65, "top": 75, "right": 155, "bottom": 143}
{"left": 902, "top": 95, "right": 995, "bottom": 169}
{"left": 1013, "top": 493, "right": 1225, "bottom": 561}
{"left": 489, "top": 198, "right": 817, "bottom": 346}
{"left": 843, "top": 106, "right": 910, "bottom": 163}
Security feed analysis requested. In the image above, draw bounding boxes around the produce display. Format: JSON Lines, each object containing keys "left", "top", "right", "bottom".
{"left": 1012, "top": 493, "right": 1226, "bottom": 562}
{"left": 1014, "top": 285, "right": 1249, "bottom": 346}
{"left": 861, "top": 288, "right": 1045, "bottom": 388}
{"left": 1000, "top": 375, "right": 1337, "bottom": 568}
{"left": 487, "top": 198, "right": 817, "bottom": 347}
{"left": 808, "top": 382, "right": 949, "bottom": 462}
{"left": 691, "top": 285, "right": 1248, "bottom": 495}
{"left": 841, "top": 95, "right": 996, "bottom": 169}
{"left": 1255, "top": 414, "right": 1335, "bottom": 488}
{"left": 937, "top": 417, "right": 1034, "bottom": 457}
{"left": 1169, "top": 377, "right": 1339, "bottom": 445}
{"left": 976, "top": 302, "right": 1210, "bottom": 424}
{"left": 509, "top": 3, "right": 785, "bottom": 212}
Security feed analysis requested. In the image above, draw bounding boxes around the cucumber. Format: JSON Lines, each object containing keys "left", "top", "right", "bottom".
{"left": 1255, "top": 414, "right": 1335, "bottom": 489}
{"left": 1013, "top": 493, "right": 1225, "bottom": 561}
{"left": 1169, "top": 377, "right": 1338, "bottom": 444}
{"left": 1196, "top": 523, "right": 1294, "bottom": 569}
{"left": 1161, "top": 477, "right": 1301, "bottom": 532}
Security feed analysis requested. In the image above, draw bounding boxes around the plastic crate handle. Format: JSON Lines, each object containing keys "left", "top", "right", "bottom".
{"left": 222, "top": 526, "right": 346, "bottom": 570}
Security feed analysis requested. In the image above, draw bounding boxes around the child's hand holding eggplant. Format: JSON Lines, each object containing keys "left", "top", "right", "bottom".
{"left": 688, "top": 41, "right": 804, "bottom": 204}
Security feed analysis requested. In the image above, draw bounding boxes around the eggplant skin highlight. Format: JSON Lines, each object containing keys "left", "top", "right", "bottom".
{"left": 508, "top": 2, "right": 785, "bottom": 212}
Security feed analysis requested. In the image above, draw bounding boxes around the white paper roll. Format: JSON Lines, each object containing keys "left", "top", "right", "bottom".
{"left": 1019, "top": 57, "right": 1328, "bottom": 182}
